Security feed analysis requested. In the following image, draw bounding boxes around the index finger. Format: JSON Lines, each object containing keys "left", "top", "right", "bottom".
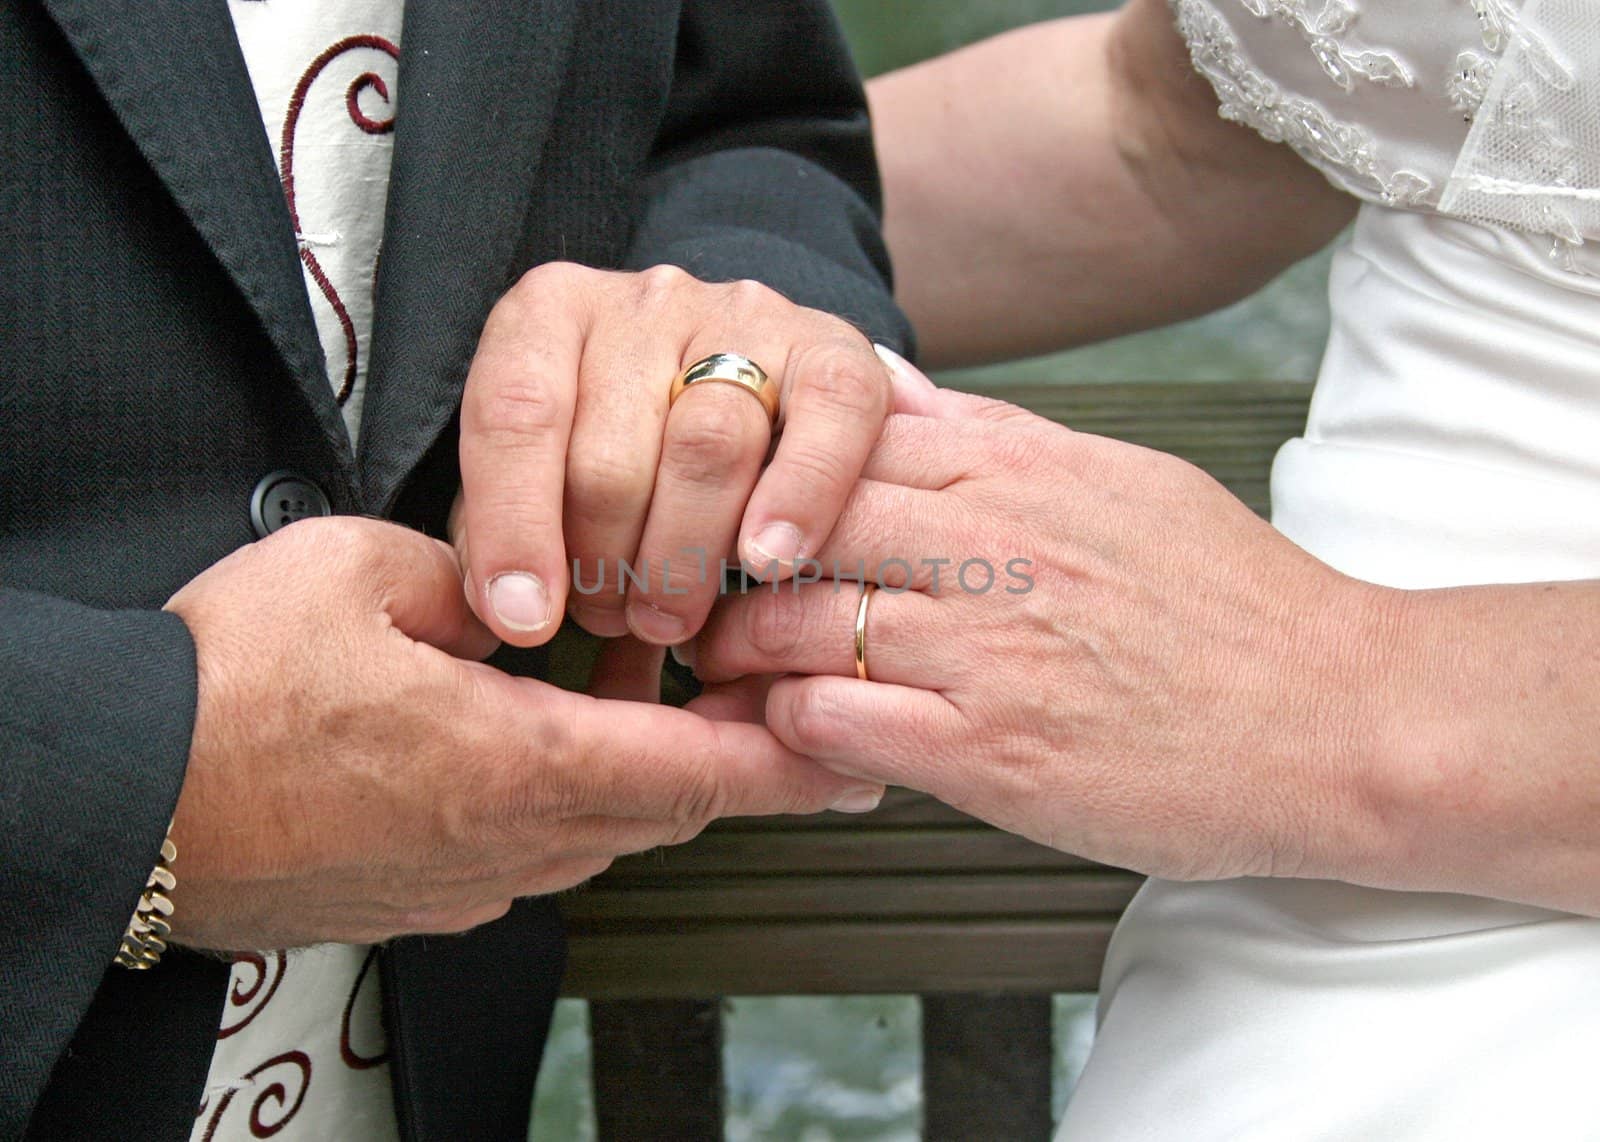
{"left": 458, "top": 265, "right": 590, "bottom": 646}
{"left": 737, "top": 335, "right": 893, "bottom": 579}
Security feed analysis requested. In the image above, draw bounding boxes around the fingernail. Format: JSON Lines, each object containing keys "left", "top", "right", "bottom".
{"left": 830, "top": 787, "right": 885, "bottom": 815}
{"left": 627, "top": 601, "right": 687, "bottom": 645}
{"left": 873, "top": 343, "right": 933, "bottom": 388}
{"left": 487, "top": 572, "right": 551, "bottom": 633}
{"left": 874, "top": 343, "right": 943, "bottom": 417}
{"left": 748, "top": 521, "right": 804, "bottom": 567}
{"left": 669, "top": 641, "right": 696, "bottom": 670}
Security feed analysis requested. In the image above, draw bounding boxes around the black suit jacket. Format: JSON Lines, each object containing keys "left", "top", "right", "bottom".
{"left": 0, "top": 1, "right": 909, "bottom": 1137}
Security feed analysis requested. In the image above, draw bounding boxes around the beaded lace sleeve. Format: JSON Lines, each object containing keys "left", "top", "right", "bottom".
{"left": 1440, "top": 0, "right": 1600, "bottom": 269}
{"left": 1169, "top": 0, "right": 1600, "bottom": 265}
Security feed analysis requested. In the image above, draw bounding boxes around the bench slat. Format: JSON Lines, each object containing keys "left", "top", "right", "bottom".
{"left": 566, "top": 871, "right": 1141, "bottom": 923}
{"left": 565, "top": 919, "right": 1114, "bottom": 998}
{"left": 595, "top": 826, "right": 1103, "bottom": 877}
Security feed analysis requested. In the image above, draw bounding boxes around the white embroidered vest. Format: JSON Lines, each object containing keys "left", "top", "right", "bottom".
{"left": 194, "top": 4, "right": 402, "bottom": 1138}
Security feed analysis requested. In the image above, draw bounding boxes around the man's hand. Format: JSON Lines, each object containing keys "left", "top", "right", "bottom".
{"left": 162, "top": 516, "right": 881, "bottom": 951}
{"left": 453, "top": 262, "right": 894, "bottom": 649}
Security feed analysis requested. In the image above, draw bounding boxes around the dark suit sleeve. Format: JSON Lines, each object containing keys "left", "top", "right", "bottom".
{"left": 624, "top": 0, "right": 914, "bottom": 354}
{"left": 0, "top": 589, "right": 196, "bottom": 1136}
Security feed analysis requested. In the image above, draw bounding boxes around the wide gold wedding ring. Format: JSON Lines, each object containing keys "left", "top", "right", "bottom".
{"left": 669, "top": 353, "right": 779, "bottom": 425}
{"left": 854, "top": 582, "right": 878, "bottom": 682}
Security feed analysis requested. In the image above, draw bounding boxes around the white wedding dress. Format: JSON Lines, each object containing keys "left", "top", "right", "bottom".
{"left": 1058, "top": 2, "right": 1600, "bottom": 1138}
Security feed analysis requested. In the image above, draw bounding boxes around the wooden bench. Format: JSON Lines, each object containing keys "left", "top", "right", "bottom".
{"left": 560, "top": 380, "right": 1314, "bottom": 1139}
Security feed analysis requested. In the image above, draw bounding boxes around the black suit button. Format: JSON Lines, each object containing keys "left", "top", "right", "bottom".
{"left": 250, "top": 470, "right": 332, "bottom": 537}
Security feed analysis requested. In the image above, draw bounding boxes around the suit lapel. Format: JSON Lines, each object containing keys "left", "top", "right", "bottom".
{"left": 358, "top": 0, "right": 582, "bottom": 512}
{"left": 39, "top": 0, "right": 355, "bottom": 486}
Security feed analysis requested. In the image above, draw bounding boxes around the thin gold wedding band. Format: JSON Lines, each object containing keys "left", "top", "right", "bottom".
{"left": 669, "top": 353, "right": 779, "bottom": 425}
{"left": 854, "top": 582, "right": 877, "bottom": 682}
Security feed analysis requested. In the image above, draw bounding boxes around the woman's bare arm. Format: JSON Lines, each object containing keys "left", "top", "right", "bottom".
{"left": 869, "top": 0, "right": 1356, "bottom": 368}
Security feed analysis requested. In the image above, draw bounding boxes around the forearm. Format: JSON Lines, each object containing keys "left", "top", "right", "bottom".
{"left": 1344, "top": 580, "right": 1600, "bottom": 914}
{"left": 868, "top": 0, "right": 1355, "bottom": 368}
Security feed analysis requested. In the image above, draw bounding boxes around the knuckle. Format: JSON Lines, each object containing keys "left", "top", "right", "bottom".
{"left": 635, "top": 263, "right": 695, "bottom": 307}
{"left": 472, "top": 375, "right": 569, "bottom": 441}
{"left": 478, "top": 898, "right": 515, "bottom": 922}
{"left": 512, "top": 260, "right": 589, "bottom": 302}
{"left": 473, "top": 502, "right": 564, "bottom": 561}
{"left": 489, "top": 265, "right": 583, "bottom": 337}
{"left": 567, "top": 447, "right": 653, "bottom": 523}
{"left": 793, "top": 343, "right": 890, "bottom": 421}
{"left": 313, "top": 517, "right": 388, "bottom": 580}
{"left": 773, "top": 439, "right": 851, "bottom": 497}
{"left": 784, "top": 684, "right": 842, "bottom": 751}
{"left": 526, "top": 857, "right": 613, "bottom": 895}
{"left": 636, "top": 556, "right": 703, "bottom": 604}
{"left": 304, "top": 513, "right": 368, "bottom": 553}
{"left": 667, "top": 754, "right": 726, "bottom": 828}
{"left": 743, "top": 593, "right": 809, "bottom": 662}
{"left": 665, "top": 402, "right": 755, "bottom": 482}
{"left": 473, "top": 692, "right": 580, "bottom": 827}
{"left": 664, "top": 815, "right": 711, "bottom": 848}
{"left": 723, "top": 277, "right": 778, "bottom": 313}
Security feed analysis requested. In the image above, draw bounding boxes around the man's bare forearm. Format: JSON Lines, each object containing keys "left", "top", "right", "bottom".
{"left": 868, "top": 0, "right": 1355, "bottom": 369}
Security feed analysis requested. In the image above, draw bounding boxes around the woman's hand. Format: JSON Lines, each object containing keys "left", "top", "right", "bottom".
{"left": 452, "top": 262, "right": 893, "bottom": 648}
{"left": 682, "top": 366, "right": 1396, "bottom": 884}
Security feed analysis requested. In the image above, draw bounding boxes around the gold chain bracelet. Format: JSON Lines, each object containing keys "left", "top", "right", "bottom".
{"left": 114, "top": 827, "right": 177, "bottom": 970}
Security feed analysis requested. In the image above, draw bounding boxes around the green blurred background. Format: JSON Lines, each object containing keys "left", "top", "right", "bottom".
{"left": 532, "top": 2, "right": 1334, "bottom": 1138}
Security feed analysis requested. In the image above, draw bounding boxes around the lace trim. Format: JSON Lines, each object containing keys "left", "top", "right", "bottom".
{"left": 1448, "top": 50, "right": 1498, "bottom": 120}
{"left": 1466, "top": 0, "right": 1517, "bottom": 53}
{"left": 1238, "top": 0, "right": 1415, "bottom": 91}
{"left": 1440, "top": 0, "right": 1588, "bottom": 267}
{"left": 1171, "top": 0, "right": 1435, "bottom": 206}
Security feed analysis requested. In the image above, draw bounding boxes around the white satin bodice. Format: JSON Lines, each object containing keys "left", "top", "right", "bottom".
{"left": 1058, "top": 4, "right": 1600, "bottom": 1139}
{"left": 1277, "top": 205, "right": 1600, "bottom": 590}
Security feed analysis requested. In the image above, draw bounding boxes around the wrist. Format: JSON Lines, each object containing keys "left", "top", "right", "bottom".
{"left": 1315, "top": 581, "right": 1463, "bottom": 893}
{"left": 1274, "top": 574, "right": 1420, "bottom": 886}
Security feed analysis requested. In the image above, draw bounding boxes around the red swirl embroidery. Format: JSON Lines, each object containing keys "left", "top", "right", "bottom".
{"left": 217, "top": 952, "right": 287, "bottom": 1040}
{"left": 339, "top": 946, "right": 391, "bottom": 1070}
{"left": 279, "top": 35, "right": 400, "bottom": 405}
{"left": 346, "top": 72, "right": 394, "bottom": 134}
{"left": 198, "top": 1052, "right": 312, "bottom": 1141}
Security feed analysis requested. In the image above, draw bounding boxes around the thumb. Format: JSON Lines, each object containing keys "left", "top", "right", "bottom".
{"left": 764, "top": 674, "right": 963, "bottom": 796}
{"left": 363, "top": 522, "right": 501, "bottom": 661}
